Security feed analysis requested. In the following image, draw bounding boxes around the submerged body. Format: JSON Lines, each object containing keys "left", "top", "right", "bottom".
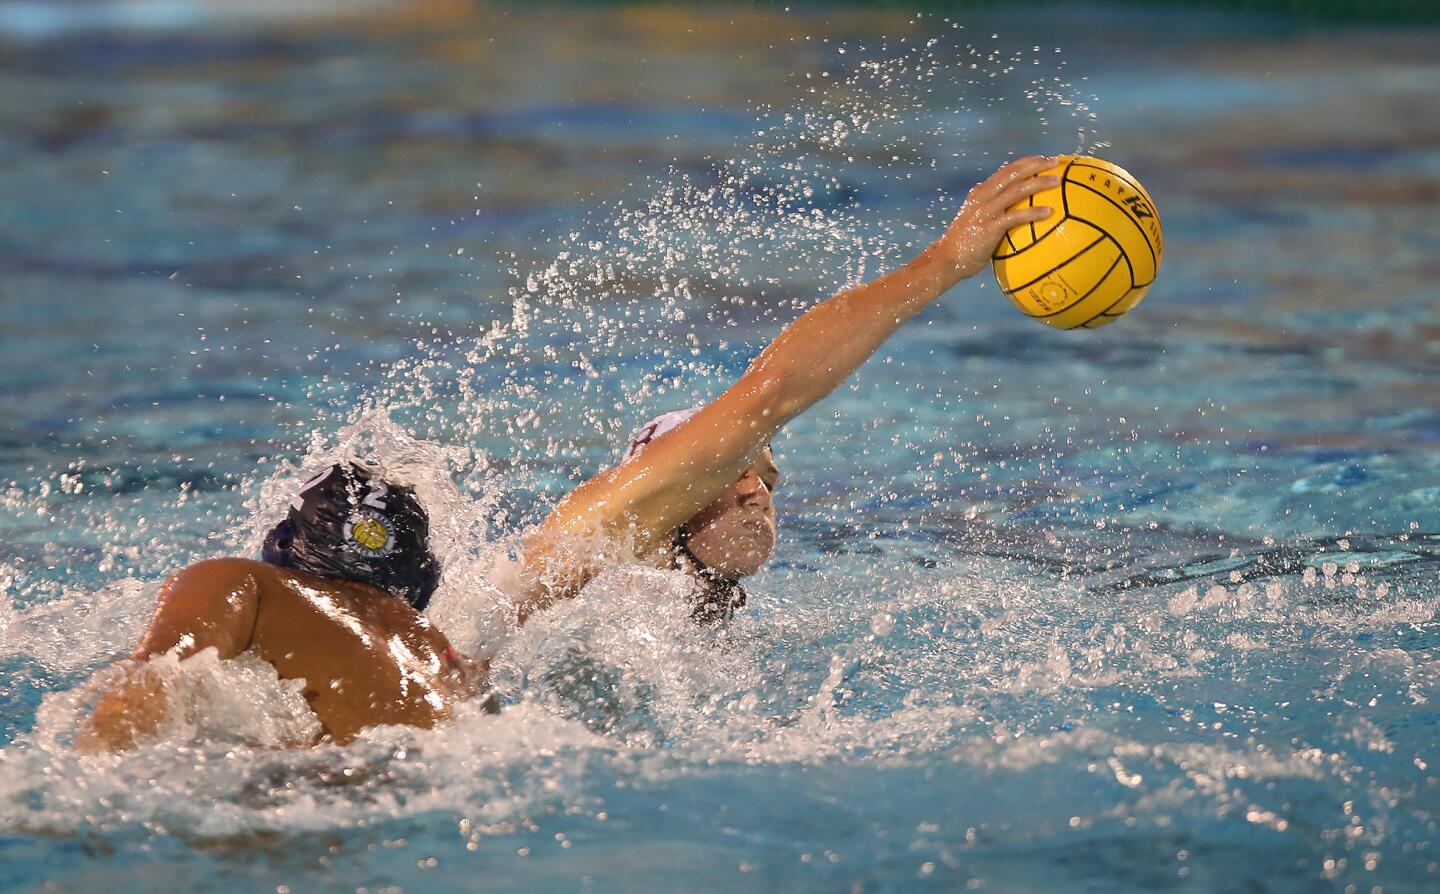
{"left": 85, "top": 558, "right": 482, "bottom": 748}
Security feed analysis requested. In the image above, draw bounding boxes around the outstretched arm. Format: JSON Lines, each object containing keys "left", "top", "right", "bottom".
{"left": 732, "top": 154, "right": 1061, "bottom": 430}
{"left": 511, "top": 156, "right": 1060, "bottom": 616}
{"left": 79, "top": 558, "right": 261, "bottom": 750}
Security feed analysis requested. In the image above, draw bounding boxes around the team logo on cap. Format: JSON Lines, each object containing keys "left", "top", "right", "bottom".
{"left": 344, "top": 509, "right": 396, "bottom": 557}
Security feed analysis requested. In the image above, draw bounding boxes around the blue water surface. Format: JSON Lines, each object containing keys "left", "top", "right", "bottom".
{"left": 2, "top": 3, "right": 1439, "bottom": 892}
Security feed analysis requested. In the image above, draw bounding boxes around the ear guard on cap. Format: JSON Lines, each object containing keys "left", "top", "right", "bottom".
{"left": 262, "top": 518, "right": 296, "bottom": 567}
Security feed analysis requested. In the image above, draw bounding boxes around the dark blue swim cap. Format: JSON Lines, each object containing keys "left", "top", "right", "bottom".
{"left": 262, "top": 463, "right": 441, "bottom": 611}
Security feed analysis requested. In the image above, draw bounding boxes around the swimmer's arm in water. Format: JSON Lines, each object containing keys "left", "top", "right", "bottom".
{"left": 510, "top": 157, "right": 1059, "bottom": 618}
{"left": 79, "top": 558, "right": 261, "bottom": 751}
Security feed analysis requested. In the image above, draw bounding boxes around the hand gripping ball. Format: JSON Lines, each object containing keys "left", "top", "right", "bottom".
{"left": 992, "top": 156, "right": 1163, "bottom": 329}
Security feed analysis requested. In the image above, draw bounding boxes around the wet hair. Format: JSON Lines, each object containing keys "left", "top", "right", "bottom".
{"left": 673, "top": 525, "right": 747, "bottom": 625}
{"left": 261, "top": 463, "right": 442, "bottom": 611}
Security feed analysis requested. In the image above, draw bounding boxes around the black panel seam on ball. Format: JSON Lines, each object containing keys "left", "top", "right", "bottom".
{"left": 1004, "top": 233, "right": 1108, "bottom": 293}
{"left": 1031, "top": 253, "right": 1125, "bottom": 319}
{"left": 1066, "top": 179, "right": 1157, "bottom": 270}
{"left": 1069, "top": 161, "right": 1148, "bottom": 205}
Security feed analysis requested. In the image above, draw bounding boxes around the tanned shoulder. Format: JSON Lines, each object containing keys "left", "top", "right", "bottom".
{"left": 134, "top": 557, "right": 265, "bottom": 661}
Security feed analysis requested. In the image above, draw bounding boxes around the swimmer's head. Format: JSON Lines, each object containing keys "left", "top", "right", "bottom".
{"left": 681, "top": 444, "right": 780, "bottom": 578}
{"left": 624, "top": 409, "right": 781, "bottom": 579}
{"left": 261, "top": 463, "right": 441, "bottom": 611}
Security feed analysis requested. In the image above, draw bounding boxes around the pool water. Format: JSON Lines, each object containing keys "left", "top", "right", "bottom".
{"left": 2, "top": 3, "right": 1439, "bottom": 891}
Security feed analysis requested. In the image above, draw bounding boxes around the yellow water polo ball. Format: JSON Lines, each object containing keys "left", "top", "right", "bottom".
{"left": 992, "top": 156, "right": 1163, "bottom": 329}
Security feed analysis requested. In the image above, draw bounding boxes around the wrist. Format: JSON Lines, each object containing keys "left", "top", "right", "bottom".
{"left": 912, "top": 241, "right": 963, "bottom": 299}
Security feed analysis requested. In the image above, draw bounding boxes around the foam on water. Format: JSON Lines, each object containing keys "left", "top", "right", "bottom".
{"left": 4, "top": 532, "right": 1438, "bottom": 890}
{"left": 5, "top": 482, "right": 1436, "bottom": 842}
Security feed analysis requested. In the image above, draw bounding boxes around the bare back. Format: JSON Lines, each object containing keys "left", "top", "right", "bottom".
{"left": 239, "top": 563, "right": 479, "bottom": 743}
{"left": 91, "top": 558, "right": 484, "bottom": 747}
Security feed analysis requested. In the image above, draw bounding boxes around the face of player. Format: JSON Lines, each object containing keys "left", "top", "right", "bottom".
{"left": 682, "top": 447, "right": 781, "bottom": 578}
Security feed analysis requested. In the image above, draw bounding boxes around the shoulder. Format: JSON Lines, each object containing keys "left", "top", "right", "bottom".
{"left": 138, "top": 557, "right": 269, "bottom": 659}
{"left": 169, "top": 556, "right": 270, "bottom": 578}
{"left": 160, "top": 557, "right": 282, "bottom": 594}
{"left": 167, "top": 555, "right": 319, "bottom": 590}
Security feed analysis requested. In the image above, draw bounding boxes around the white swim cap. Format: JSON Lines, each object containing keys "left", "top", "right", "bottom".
{"left": 622, "top": 407, "right": 701, "bottom": 462}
